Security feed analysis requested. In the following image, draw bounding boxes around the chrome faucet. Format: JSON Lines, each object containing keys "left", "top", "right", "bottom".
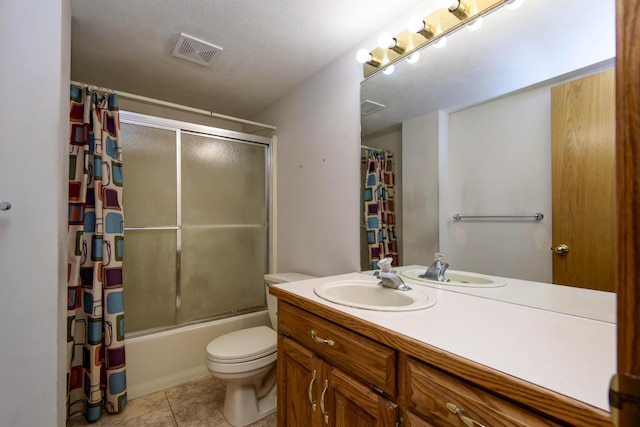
{"left": 420, "top": 252, "right": 450, "bottom": 283}
{"left": 374, "top": 258, "right": 412, "bottom": 291}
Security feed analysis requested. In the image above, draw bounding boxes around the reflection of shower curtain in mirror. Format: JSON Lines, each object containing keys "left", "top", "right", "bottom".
{"left": 363, "top": 149, "right": 398, "bottom": 269}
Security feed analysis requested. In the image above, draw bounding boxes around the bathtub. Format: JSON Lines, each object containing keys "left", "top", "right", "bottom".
{"left": 125, "top": 310, "right": 270, "bottom": 399}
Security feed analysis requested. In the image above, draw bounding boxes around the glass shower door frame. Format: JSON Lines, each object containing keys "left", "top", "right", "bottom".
{"left": 120, "top": 111, "right": 272, "bottom": 332}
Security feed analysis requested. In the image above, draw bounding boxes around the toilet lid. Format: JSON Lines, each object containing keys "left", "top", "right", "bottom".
{"left": 206, "top": 326, "right": 277, "bottom": 363}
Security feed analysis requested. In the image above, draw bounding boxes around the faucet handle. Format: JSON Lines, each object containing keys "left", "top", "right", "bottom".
{"left": 378, "top": 257, "right": 393, "bottom": 272}
{"left": 434, "top": 252, "right": 445, "bottom": 262}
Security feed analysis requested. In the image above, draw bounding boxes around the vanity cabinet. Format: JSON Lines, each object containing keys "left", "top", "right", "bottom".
{"left": 401, "top": 356, "right": 562, "bottom": 426}
{"left": 277, "top": 301, "right": 398, "bottom": 426}
{"left": 272, "top": 292, "right": 613, "bottom": 427}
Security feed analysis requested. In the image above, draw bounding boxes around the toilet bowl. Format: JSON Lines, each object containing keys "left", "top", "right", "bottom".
{"left": 205, "top": 272, "right": 315, "bottom": 426}
{"left": 206, "top": 326, "right": 278, "bottom": 426}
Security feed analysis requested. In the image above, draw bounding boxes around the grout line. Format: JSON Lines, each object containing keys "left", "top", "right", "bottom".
{"left": 163, "top": 390, "right": 179, "bottom": 426}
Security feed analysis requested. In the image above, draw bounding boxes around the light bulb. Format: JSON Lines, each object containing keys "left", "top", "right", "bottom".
{"left": 505, "top": 0, "right": 523, "bottom": 10}
{"left": 406, "top": 52, "right": 420, "bottom": 64}
{"left": 467, "top": 17, "right": 483, "bottom": 30}
{"left": 382, "top": 65, "right": 395, "bottom": 75}
{"left": 407, "top": 16, "right": 425, "bottom": 33}
{"left": 433, "top": 37, "right": 447, "bottom": 48}
{"left": 377, "top": 32, "right": 396, "bottom": 49}
{"left": 356, "top": 49, "right": 372, "bottom": 64}
{"left": 438, "top": 0, "right": 459, "bottom": 9}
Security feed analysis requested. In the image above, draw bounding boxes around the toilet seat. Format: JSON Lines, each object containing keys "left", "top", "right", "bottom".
{"left": 206, "top": 326, "right": 277, "bottom": 375}
{"left": 206, "top": 326, "right": 277, "bottom": 363}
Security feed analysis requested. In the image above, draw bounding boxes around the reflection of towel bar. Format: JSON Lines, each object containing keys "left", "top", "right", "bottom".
{"left": 453, "top": 212, "right": 544, "bottom": 221}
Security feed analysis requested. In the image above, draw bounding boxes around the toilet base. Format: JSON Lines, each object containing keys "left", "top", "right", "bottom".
{"left": 223, "top": 381, "right": 277, "bottom": 426}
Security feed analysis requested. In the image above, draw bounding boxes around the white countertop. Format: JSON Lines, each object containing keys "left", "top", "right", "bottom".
{"left": 378, "top": 265, "right": 617, "bottom": 324}
{"left": 273, "top": 271, "right": 616, "bottom": 412}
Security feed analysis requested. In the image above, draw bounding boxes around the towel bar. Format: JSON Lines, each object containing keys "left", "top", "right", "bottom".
{"left": 453, "top": 212, "right": 543, "bottom": 221}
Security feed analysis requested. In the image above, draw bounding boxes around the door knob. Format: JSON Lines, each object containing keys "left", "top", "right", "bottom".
{"left": 554, "top": 244, "right": 569, "bottom": 255}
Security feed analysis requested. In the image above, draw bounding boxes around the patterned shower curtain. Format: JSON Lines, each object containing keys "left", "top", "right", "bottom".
{"left": 363, "top": 149, "right": 398, "bottom": 269}
{"left": 67, "top": 85, "right": 127, "bottom": 421}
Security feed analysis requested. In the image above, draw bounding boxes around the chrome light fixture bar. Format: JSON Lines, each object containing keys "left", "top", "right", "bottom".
{"left": 360, "top": 0, "right": 518, "bottom": 78}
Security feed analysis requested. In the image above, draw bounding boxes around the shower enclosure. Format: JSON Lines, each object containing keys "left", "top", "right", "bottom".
{"left": 120, "top": 112, "right": 271, "bottom": 334}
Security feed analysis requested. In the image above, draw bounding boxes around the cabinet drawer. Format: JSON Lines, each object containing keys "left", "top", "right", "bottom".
{"left": 405, "top": 357, "right": 562, "bottom": 427}
{"left": 404, "top": 411, "right": 437, "bottom": 427}
{"left": 278, "top": 301, "right": 396, "bottom": 396}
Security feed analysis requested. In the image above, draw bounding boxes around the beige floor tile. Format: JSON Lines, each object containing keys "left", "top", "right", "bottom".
{"left": 66, "top": 376, "right": 277, "bottom": 427}
{"left": 102, "top": 408, "right": 177, "bottom": 427}
{"left": 67, "top": 413, "right": 101, "bottom": 427}
{"left": 249, "top": 412, "right": 277, "bottom": 427}
{"left": 209, "top": 410, "right": 276, "bottom": 427}
{"left": 102, "top": 391, "right": 170, "bottom": 425}
{"left": 170, "top": 396, "right": 227, "bottom": 426}
{"left": 165, "top": 375, "right": 224, "bottom": 404}
{"left": 167, "top": 376, "right": 227, "bottom": 426}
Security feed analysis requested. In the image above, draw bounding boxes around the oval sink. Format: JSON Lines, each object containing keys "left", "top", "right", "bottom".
{"left": 314, "top": 279, "right": 436, "bottom": 311}
{"left": 400, "top": 269, "right": 506, "bottom": 288}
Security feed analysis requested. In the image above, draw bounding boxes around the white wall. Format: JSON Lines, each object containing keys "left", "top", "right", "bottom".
{"left": 402, "top": 111, "right": 446, "bottom": 265}
{"left": 442, "top": 86, "right": 553, "bottom": 282}
{"left": 253, "top": 52, "right": 362, "bottom": 277}
{"left": 0, "top": 0, "right": 70, "bottom": 425}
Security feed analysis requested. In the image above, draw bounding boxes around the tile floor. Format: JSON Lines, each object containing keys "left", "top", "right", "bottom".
{"left": 66, "top": 375, "right": 277, "bottom": 427}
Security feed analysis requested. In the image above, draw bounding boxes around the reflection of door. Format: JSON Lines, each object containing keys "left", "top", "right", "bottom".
{"left": 551, "top": 69, "right": 615, "bottom": 291}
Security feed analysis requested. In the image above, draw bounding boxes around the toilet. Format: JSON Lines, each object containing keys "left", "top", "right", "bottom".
{"left": 206, "top": 272, "right": 316, "bottom": 426}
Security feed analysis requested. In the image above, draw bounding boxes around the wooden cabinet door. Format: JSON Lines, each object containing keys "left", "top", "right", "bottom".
{"left": 329, "top": 367, "right": 398, "bottom": 427}
{"left": 278, "top": 337, "right": 325, "bottom": 427}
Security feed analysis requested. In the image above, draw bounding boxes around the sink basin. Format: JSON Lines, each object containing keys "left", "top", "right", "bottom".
{"left": 314, "top": 279, "right": 436, "bottom": 311}
{"left": 400, "top": 269, "right": 506, "bottom": 288}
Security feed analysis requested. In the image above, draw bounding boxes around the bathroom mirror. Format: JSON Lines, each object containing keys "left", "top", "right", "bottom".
{"left": 360, "top": 0, "right": 616, "bottom": 321}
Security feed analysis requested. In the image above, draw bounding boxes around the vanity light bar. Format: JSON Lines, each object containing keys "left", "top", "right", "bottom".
{"left": 361, "top": 0, "right": 513, "bottom": 78}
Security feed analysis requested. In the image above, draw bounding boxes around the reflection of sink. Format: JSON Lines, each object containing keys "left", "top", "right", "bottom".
{"left": 400, "top": 269, "right": 506, "bottom": 288}
{"left": 314, "top": 279, "right": 436, "bottom": 312}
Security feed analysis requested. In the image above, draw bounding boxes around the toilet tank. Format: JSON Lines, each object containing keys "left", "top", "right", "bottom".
{"left": 264, "top": 272, "right": 316, "bottom": 328}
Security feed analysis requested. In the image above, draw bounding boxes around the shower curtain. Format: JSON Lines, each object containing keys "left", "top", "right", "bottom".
{"left": 67, "top": 85, "right": 127, "bottom": 421}
{"left": 363, "top": 149, "right": 398, "bottom": 269}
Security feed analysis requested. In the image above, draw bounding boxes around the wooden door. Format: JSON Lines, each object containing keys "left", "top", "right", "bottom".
{"left": 615, "top": 0, "right": 640, "bottom": 425}
{"left": 278, "top": 337, "right": 325, "bottom": 427}
{"left": 329, "top": 367, "right": 398, "bottom": 427}
{"left": 551, "top": 69, "right": 616, "bottom": 291}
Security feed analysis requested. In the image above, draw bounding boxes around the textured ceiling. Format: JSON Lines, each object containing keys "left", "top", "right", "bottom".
{"left": 69, "top": 0, "right": 426, "bottom": 120}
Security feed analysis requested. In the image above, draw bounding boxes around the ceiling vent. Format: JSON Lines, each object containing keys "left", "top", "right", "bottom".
{"left": 361, "top": 100, "right": 386, "bottom": 116}
{"left": 172, "top": 33, "right": 222, "bottom": 67}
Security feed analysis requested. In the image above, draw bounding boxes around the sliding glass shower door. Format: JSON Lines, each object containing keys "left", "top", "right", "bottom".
{"left": 120, "top": 113, "right": 271, "bottom": 334}
{"left": 180, "top": 132, "right": 267, "bottom": 322}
